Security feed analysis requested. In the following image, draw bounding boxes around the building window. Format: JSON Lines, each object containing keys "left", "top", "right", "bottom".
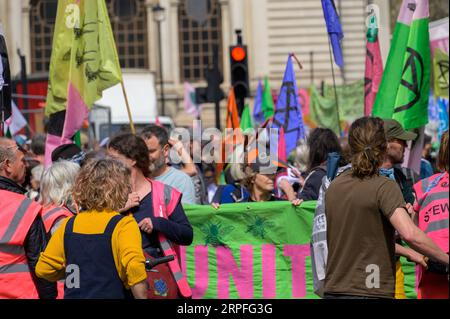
{"left": 30, "top": 0, "right": 58, "bottom": 73}
{"left": 178, "top": 0, "right": 223, "bottom": 82}
{"left": 106, "top": 0, "right": 149, "bottom": 69}
{"left": 29, "top": 0, "right": 148, "bottom": 73}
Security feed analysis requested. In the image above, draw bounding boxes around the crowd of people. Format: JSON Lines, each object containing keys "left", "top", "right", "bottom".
{"left": 0, "top": 117, "right": 448, "bottom": 299}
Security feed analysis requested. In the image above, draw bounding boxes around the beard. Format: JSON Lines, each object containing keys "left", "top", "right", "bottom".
{"left": 149, "top": 156, "right": 166, "bottom": 176}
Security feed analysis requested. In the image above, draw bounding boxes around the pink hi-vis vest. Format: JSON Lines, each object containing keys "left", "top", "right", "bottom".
{"left": 0, "top": 190, "right": 42, "bottom": 299}
{"left": 39, "top": 205, "right": 73, "bottom": 299}
{"left": 40, "top": 205, "right": 73, "bottom": 234}
{"left": 149, "top": 179, "right": 192, "bottom": 298}
{"left": 413, "top": 172, "right": 449, "bottom": 253}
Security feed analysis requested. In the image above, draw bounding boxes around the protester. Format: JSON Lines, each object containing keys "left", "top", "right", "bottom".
{"left": 51, "top": 143, "right": 84, "bottom": 164}
{"left": 107, "top": 133, "right": 193, "bottom": 299}
{"left": 204, "top": 165, "right": 218, "bottom": 204}
{"left": 381, "top": 119, "right": 418, "bottom": 204}
{"left": 187, "top": 136, "right": 208, "bottom": 204}
{"left": 420, "top": 134, "right": 434, "bottom": 180}
{"left": 140, "top": 125, "right": 197, "bottom": 205}
{"left": 212, "top": 149, "right": 302, "bottom": 207}
{"left": 30, "top": 133, "right": 46, "bottom": 165}
{"left": 36, "top": 160, "right": 79, "bottom": 298}
{"left": 0, "top": 137, "right": 57, "bottom": 299}
{"left": 380, "top": 119, "right": 418, "bottom": 298}
{"left": 298, "top": 128, "right": 342, "bottom": 201}
{"left": 36, "top": 158, "right": 147, "bottom": 299}
{"left": 27, "top": 164, "right": 43, "bottom": 200}
{"left": 413, "top": 130, "right": 449, "bottom": 299}
{"left": 323, "top": 117, "right": 449, "bottom": 299}
{"left": 39, "top": 161, "right": 79, "bottom": 234}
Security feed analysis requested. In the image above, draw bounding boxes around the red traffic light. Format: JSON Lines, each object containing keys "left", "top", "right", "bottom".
{"left": 231, "top": 46, "right": 246, "bottom": 62}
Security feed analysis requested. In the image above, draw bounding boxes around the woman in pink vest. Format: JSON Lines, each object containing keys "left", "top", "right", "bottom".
{"left": 413, "top": 130, "right": 449, "bottom": 299}
{"left": 39, "top": 160, "right": 79, "bottom": 298}
{"left": 107, "top": 133, "right": 193, "bottom": 299}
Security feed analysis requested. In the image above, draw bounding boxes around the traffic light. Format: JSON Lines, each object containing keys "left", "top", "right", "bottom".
{"left": 229, "top": 44, "right": 249, "bottom": 115}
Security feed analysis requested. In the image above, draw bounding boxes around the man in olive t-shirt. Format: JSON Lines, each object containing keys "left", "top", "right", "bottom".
{"left": 323, "top": 170, "right": 406, "bottom": 298}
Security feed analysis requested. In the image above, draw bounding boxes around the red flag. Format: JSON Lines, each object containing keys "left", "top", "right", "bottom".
{"left": 364, "top": 14, "right": 383, "bottom": 116}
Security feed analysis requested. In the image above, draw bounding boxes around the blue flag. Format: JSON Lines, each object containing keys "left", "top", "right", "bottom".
{"left": 321, "top": 0, "right": 344, "bottom": 68}
{"left": 437, "top": 97, "right": 449, "bottom": 142}
{"left": 253, "top": 79, "right": 264, "bottom": 125}
{"left": 271, "top": 55, "right": 305, "bottom": 157}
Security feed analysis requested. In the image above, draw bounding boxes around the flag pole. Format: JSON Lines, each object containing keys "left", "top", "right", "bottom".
{"left": 120, "top": 81, "right": 136, "bottom": 134}
{"left": 0, "top": 87, "right": 5, "bottom": 137}
{"left": 327, "top": 38, "right": 343, "bottom": 136}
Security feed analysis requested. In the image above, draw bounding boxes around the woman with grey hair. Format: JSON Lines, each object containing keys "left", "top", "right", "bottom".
{"left": 39, "top": 161, "right": 80, "bottom": 236}
{"left": 38, "top": 160, "right": 80, "bottom": 299}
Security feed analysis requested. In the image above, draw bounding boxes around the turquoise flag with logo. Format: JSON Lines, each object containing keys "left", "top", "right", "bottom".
{"left": 372, "top": 0, "right": 430, "bottom": 130}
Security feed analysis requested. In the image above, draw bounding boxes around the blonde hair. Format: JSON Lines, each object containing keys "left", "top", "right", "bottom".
{"left": 39, "top": 161, "right": 79, "bottom": 206}
{"left": 72, "top": 158, "right": 131, "bottom": 212}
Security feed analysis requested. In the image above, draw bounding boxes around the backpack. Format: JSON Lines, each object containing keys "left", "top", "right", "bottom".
{"left": 310, "top": 164, "right": 351, "bottom": 297}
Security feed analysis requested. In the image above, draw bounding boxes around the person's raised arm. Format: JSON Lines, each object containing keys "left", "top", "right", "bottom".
{"left": 169, "top": 139, "right": 197, "bottom": 177}
{"left": 390, "top": 207, "right": 449, "bottom": 266}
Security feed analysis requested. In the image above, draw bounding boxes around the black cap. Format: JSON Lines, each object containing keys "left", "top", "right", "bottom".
{"left": 51, "top": 143, "right": 82, "bottom": 163}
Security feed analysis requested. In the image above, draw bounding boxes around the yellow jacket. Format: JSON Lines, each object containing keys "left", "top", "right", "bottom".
{"left": 36, "top": 211, "right": 146, "bottom": 289}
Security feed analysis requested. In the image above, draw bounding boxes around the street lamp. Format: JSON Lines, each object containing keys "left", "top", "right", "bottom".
{"left": 153, "top": 3, "right": 166, "bottom": 116}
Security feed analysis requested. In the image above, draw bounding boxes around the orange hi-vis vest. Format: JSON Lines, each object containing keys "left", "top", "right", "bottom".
{"left": 149, "top": 179, "right": 192, "bottom": 298}
{"left": 40, "top": 205, "right": 73, "bottom": 234}
{"left": 0, "top": 189, "right": 42, "bottom": 299}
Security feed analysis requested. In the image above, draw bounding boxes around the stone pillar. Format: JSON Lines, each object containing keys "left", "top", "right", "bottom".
{"left": 372, "top": 0, "right": 391, "bottom": 66}
{"left": 169, "top": 0, "right": 181, "bottom": 90}
{"left": 5, "top": 0, "right": 23, "bottom": 75}
{"left": 247, "top": 0, "right": 269, "bottom": 87}
{"left": 159, "top": 0, "right": 174, "bottom": 85}
{"left": 21, "top": 0, "right": 32, "bottom": 74}
{"left": 145, "top": 0, "right": 157, "bottom": 74}
{"left": 218, "top": 0, "right": 230, "bottom": 87}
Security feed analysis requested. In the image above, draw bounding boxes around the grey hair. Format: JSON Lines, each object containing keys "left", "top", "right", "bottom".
{"left": 0, "top": 138, "right": 17, "bottom": 170}
{"left": 31, "top": 164, "right": 44, "bottom": 182}
{"left": 228, "top": 144, "right": 246, "bottom": 181}
{"left": 39, "top": 160, "right": 80, "bottom": 207}
{"left": 294, "top": 141, "right": 309, "bottom": 173}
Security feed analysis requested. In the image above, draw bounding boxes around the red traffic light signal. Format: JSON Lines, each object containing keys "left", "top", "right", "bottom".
{"left": 231, "top": 46, "right": 246, "bottom": 62}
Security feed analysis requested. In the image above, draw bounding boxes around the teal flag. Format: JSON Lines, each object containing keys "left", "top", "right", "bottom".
{"left": 181, "top": 201, "right": 417, "bottom": 299}
{"left": 309, "top": 80, "right": 364, "bottom": 135}
{"left": 372, "top": 0, "right": 430, "bottom": 130}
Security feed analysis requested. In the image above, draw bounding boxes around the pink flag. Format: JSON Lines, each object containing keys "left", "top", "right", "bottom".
{"left": 364, "top": 14, "right": 383, "bottom": 116}
{"left": 278, "top": 127, "right": 287, "bottom": 164}
{"left": 184, "top": 82, "right": 200, "bottom": 117}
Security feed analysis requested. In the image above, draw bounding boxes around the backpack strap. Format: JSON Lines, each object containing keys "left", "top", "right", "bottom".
{"left": 150, "top": 180, "right": 192, "bottom": 298}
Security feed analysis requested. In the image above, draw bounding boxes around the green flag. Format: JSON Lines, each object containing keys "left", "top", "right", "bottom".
{"left": 240, "top": 104, "right": 253, "bottom": 132}
{"left": 262, "top": 77, "right": 275, "bottom": 120}
{"left": 433, "top": 48, "right": 449, "bottom": 99}
{"left": 372, "top": 0, "right": 430, "bottom": 130}
{"left": 181, "top": 202, "right": 418, "bottom": 299}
